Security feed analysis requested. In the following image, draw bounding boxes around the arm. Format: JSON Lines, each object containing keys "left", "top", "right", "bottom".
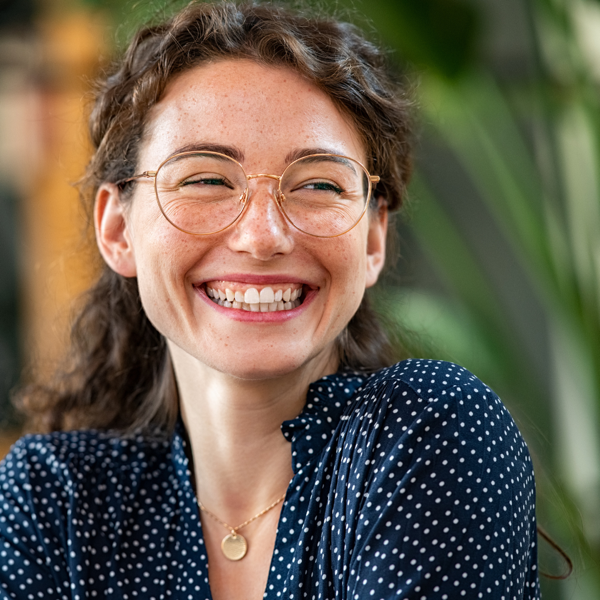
{"left": 342, "top": 364, "right": 540, "bottom": 599}
{"left": 0, "top": 438, "right": 70, "bottom": 598}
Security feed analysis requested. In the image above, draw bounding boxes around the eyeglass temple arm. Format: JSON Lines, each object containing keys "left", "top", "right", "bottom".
{"left": 116, "top": 171, "right": 157, "bottom": 187}
{"left": 369, "top": 175, "right": 387, "bottom": 209}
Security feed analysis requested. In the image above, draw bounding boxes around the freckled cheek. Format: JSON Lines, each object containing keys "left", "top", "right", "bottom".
{"left": 135, "top": 243, "right": 189, "bottom": 315}
{"left": 330, "top": 243, "right": 368, "bottom": 294}
{"left": 140, "top": 224, "right": 200, "bottom": 271}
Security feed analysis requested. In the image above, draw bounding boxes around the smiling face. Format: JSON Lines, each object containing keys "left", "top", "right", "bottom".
{"left": 96, "top": 59, "right": 387, "bottom": 382}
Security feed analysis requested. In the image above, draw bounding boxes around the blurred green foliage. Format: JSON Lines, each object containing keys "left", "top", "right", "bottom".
{"left": 349, "top": 0, "right": 479, "bottom": 78}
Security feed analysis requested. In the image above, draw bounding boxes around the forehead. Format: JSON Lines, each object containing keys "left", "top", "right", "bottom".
{"left": 140, "top": 59, "right": 366, "bottom": 168}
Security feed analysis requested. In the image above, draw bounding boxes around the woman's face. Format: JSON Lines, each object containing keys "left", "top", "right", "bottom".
{"left": 96, "top": 59, "right": 387, "bottom": 381}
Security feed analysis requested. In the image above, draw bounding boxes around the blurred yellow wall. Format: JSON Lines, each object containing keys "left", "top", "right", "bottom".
{"left": 22, "top": 9, "right": 103, "bottom": 378}
{"left": 0, "top": 432, "right": 19, "bottom": 460}
{"left": 0, "top": 6, "right": 105, "bottom": 458}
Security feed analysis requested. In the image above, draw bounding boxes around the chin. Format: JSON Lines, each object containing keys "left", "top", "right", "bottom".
{"left": 214, "top": 354, "right": 308, "bottom": 381}
{"left": 201, "top": 342, "right": 337, "bottom": 382}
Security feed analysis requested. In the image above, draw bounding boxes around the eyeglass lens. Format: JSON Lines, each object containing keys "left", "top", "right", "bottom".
{"left": 155, "top": 152, "right": 371, "bottom": 236}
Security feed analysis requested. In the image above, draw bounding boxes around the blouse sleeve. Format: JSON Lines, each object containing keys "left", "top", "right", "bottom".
{"left": 340, "top": 365, "right": 540, "bottom": 599}
{"left": 0, "top": 437, "right": 69, "bottom": 598}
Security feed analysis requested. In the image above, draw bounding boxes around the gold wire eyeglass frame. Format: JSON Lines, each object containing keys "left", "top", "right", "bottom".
{"left": 116, "top": 151, "right": 380, "bottom": 238}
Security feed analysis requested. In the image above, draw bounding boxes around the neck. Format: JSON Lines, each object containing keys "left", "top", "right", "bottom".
{"left": 169, "top": 341, "right": 337, "bottom": 522}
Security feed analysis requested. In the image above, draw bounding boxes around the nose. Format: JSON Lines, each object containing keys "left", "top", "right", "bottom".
{"left": 226, "top": 176, "right": 294, "bottom": 260}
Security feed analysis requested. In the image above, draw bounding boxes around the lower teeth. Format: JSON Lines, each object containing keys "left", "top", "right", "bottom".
{"left": 210, "top": 296, "right": 301, "bottom": 311}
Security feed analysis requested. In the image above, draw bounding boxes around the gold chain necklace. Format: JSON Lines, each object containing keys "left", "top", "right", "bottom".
{"left": 197, "top": 492, "right": 287, "bottom": 561}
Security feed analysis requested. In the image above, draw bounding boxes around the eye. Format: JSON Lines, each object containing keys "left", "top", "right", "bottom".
{"left": 301, "top": 180, "right": 344, "bottom": 194}
{"left": 181, "top": 174, "right": 234, "bottom": 188}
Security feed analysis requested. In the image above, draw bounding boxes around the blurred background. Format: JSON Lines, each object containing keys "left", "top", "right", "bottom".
{"left": 1, "top": 0, "right": 599, "bottom": 597}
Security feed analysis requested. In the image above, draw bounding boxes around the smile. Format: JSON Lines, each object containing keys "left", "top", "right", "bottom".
{"left": 204, "top": 282, "right": 305, "bottom": 312}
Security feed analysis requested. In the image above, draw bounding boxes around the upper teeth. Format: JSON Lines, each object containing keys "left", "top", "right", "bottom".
{"left": 206, "top": 285, "right": 303, "bottom": 311}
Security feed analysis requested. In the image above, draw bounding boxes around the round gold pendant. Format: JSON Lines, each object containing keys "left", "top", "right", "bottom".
{"left": 221, "top": 532, "right": 247, "bottom": 561}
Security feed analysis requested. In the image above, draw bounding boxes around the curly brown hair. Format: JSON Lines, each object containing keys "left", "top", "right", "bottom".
{"left": 18, "top": 1, "right": 413, "bottom": 437}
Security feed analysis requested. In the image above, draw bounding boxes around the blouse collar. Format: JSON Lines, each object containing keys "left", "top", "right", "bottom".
{"left": 281, "top": 371, "right": 366, "bottom": 473}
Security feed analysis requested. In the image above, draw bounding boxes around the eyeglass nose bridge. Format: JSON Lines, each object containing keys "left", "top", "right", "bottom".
{"left": 243, "top": 172, "right": 285, "bottom": 206}
{"left": 247, "top": 173, "right": 281, "bottom": 182}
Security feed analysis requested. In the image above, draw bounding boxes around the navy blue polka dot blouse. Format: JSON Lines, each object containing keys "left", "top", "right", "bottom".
{"left": 0, "top": 359, "right": 540, "bottom": 598}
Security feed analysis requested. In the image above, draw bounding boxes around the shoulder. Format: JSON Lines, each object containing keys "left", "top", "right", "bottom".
{"left": 351, "top": 358, "right": 517, "bottom": 430}
{"left": 359, "top": 358, "right": 493, "bottom": 400}
{"left": 2, "top": 428, "right": 170, "bottom": 465}
{"left": 0, "top": 429, "right": 172, "bottom": 493}
{"left": 342, "top": 359, "right": 533, "bottom": 476}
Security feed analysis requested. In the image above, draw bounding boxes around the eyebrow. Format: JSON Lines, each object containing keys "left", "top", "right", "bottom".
{"left": 168, "top": 143, "right": 245, "bottom": 164}
{"left": 293, "top": 153, "right": 359, "bottom": 176}
{"left": 283, "top": 147, "right": 347, "bottom": 164}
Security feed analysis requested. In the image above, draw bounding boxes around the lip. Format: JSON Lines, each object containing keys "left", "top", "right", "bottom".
{"left": 197, "top": 273, "right": 316, "bottom": 287}
{"left": 193, "top": 273, "right": 319, "bottom": 322}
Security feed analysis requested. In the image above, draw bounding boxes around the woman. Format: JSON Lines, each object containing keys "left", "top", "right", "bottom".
{"left": 0, "top": 2, "right": 540, "bottom": 599}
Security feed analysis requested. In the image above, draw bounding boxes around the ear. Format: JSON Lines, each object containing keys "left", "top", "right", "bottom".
{"left": 94, "top": 183, "right": 137, "bottom": 277}
{"left": 365, "top": 203, "right": 388, "bottom": 289}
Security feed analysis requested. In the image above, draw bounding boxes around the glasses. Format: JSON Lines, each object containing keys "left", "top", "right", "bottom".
{"left": 117, "top": 151, "right": 380, "bottom": 238}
